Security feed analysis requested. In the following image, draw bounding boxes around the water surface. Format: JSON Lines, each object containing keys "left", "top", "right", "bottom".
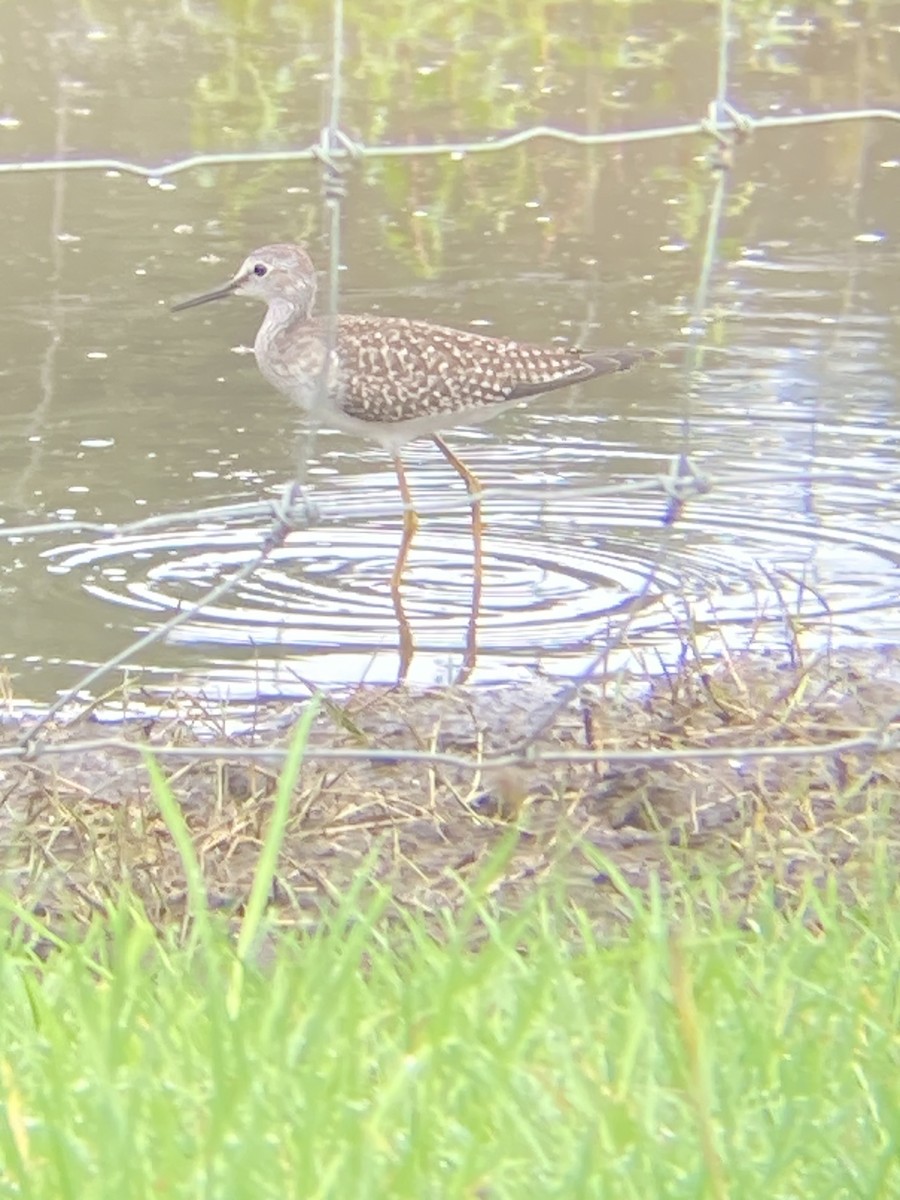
{"left": 0, "top": 1, "right": 897, "bottom": 704}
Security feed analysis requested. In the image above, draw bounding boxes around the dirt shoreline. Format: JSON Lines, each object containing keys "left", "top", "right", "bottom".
{"left": 2, "top": 646, "right": 898, "bottom": 944}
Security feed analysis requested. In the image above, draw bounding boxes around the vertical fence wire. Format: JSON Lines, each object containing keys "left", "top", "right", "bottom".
{"left": 517, "top": 0, "right": 740, "bottom": 751}
{"left": 297, "top": 0, "right": 348, "bottom": 491}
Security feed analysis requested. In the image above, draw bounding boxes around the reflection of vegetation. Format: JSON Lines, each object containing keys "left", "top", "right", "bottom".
{"left": 63, "top": 0, "right": 898, "bottom": 268}
{"left": 79, "top": 0, "right": 897, "bottom": 158}
{"left": 171, "top": 0, "right": 667, "bottom": 149}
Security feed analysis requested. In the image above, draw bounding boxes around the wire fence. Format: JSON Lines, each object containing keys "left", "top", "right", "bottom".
{"left": 0, "top": 108, "right": 896, "bottom": 180}
{"left": 6, "top": 722, "right": 900, "bottom": 770}
{"left": 2, "top": 0, "right": 899, "bottom": 777}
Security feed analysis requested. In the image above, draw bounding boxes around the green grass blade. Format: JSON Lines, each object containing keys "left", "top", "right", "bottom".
{"left": 228, "top": 696, "right": 321, "bottom": 1016}
{"left": 143, "top": 748, "right": 211, "bottom": 950}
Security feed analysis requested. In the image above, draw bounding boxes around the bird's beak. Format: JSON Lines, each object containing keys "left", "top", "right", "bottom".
{"left": 170, "top": 275, "right": 242, "bottom": 312}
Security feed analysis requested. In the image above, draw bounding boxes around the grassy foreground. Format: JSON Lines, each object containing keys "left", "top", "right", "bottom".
{"left": 0, "top": 867, "right": 898, "bottom": 1199}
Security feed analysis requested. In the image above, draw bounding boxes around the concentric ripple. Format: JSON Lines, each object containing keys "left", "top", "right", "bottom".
{"left": 44, "top": 451, "right": 900, "bottom": 691}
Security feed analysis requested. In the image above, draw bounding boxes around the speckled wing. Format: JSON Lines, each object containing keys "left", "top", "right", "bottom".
{"left": 324, "top": 315, "right": 648, "bottom": 426}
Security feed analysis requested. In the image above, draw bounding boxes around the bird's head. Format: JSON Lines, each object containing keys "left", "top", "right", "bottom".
{"left": 171, "top": 243, "right": 318, "bottom": 317}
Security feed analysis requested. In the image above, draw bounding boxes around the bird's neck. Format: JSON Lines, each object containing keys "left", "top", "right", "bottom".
{"left": 257, "top": 296, "right": 306, "bottom": 348}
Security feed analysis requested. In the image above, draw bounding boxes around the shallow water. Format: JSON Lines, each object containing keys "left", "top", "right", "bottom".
{"left": 0, "top": 2, "right": 897, "bottom": 703}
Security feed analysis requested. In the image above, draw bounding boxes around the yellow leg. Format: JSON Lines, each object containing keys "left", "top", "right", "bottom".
{"left": 390, "top": 454, "right": 420, "bottom": 591}
{"left": 432, "top": 434, "right": 482, "bottom": 682}
{"left": 391, "top": 453, "right": 416, "bottom": 679}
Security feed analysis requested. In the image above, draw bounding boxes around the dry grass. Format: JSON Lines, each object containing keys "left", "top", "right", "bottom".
{"left": 1, "top": 645, "right": 899, "bottom": 944}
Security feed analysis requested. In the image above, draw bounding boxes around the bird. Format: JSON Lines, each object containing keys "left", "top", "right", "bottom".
{"left": 171, "top": 243, "right": 657, "bottom": 675}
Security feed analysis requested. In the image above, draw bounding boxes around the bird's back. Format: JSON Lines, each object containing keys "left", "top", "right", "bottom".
{"left": 258, "top": 311, "right": 654, "bottom": 428}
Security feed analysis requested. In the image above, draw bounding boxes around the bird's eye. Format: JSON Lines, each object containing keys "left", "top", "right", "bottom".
{"left": 253, "top": 263, "right": 268, "bottom": 277}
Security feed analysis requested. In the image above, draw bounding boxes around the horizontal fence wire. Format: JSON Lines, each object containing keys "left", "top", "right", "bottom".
{"left": 4, "top": 723, "right": 900, "bottom": 770}
{"left": 3, "top": 0, "right": 899, "bottom": 774}
{"left": 0, "top": 108, "right": 897, "bottom": 179}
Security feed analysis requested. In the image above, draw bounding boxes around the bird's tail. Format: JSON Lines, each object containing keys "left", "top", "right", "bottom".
{"left": 583, "top": 347, "right": 661, "bottom": 377}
